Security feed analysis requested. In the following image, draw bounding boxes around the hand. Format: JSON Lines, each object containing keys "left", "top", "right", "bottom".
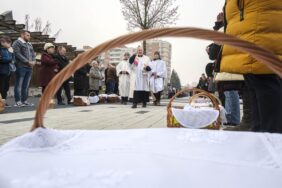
{"left": 206, "top": 46, "right": 210, "bottom": 54}
{"left": 28, "top": 61, "right": 35, "bottom": 66}
{"left": 86, "top": 73, "right": 90, "bottom": 77}
{"left": 217, "top": 12, "right": 224, "bottom": 22}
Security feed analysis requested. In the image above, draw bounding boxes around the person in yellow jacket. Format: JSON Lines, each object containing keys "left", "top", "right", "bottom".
{"left": 220, "top": 0, "right": 282, "bottom": 133}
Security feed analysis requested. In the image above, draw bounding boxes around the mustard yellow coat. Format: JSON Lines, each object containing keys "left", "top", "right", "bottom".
{"left": 220, "top": 0, "right": 282, "bottom": 74}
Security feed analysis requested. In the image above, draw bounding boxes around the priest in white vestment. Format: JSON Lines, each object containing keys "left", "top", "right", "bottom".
{"left": 116, "top": 52, "right": 131, "bottom": 104}
{"left": 129, "top": 46, "right": 151, "bottom": 108}
{"left": 149, "top": 51, "right": 167, "bottom": 105}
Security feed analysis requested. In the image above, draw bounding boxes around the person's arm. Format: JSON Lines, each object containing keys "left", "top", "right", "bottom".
{"left": 157, "top": 61, "right": 167, "bottom": 78}
{"left": 12, "top": 41, "right": 29, "bottom": 65}
{"left": 30, "top": 44, "right": 36, "bottom": 61}
{"left": 0, "top": 50, "right": 13, "bottom": 64}
{"left": 41, "top": 54, "right": 58, "bottom": 67}
{"left": 116, "top": 63, "right": 122, "bottom": 76}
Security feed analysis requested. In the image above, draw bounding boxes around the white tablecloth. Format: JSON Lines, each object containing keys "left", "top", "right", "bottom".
{"left": 0, "top": 128, "right": 282, "bottom": 188}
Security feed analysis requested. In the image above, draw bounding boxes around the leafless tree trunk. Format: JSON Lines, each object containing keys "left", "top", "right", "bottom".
{"left": 120, "top": 0, "right": 178, "bottom": 54}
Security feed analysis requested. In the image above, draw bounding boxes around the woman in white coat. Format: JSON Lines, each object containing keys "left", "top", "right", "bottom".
{"left": 149, "top": 51, "right": 167, "bottom": 106}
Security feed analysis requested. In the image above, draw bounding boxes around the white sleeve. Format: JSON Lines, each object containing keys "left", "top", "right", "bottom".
{"left": 157, "top": 61, "right": 167, "bottom": 78}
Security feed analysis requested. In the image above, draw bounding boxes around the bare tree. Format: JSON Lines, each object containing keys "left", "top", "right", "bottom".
{"left": 42, "top": 21, "right": 51, "bottom": 35}
{"left": 24, "top": 14, "right": 30, "bottom": 31}
{"left": 120, "top": 0, "right": 178, "bottom": 54}
{"left": 34, "top": 18, "right": 42, "bottom": 32}
{"left": 53, "top": 29, "right": 62, "bottom": 39}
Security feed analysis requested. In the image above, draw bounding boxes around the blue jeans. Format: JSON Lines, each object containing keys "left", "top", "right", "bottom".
{"left": 224, "top": 90, "right": 240, "bottom": 125}
{"left": 14, "top": 67, "right": 32, "bottom": 102}
{"left": 107, "top": 80, "right": 115, "bottom": 94}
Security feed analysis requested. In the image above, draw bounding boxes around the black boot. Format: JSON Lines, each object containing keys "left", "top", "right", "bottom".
{"left": 132, "top": 103, "right": 137, "bottom": 108}
{"left": 142, "top": 102, "right": 147, "bottom": 108}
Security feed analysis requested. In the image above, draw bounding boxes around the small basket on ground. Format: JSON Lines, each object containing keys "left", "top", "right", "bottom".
{"left": 107, "top": 94, "right": 121, "bottom": 103}
{"left": 167, "top": 88, "right": 221, "bottom": 129}
{"left": 98, "top": 94, "right": 107, "bottom": 104}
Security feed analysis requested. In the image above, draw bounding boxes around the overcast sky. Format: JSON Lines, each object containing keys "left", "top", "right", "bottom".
{"left": 1, "top": 0, "right": 225, "bottom": 86}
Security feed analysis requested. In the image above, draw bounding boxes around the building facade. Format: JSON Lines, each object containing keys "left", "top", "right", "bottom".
{"left": 101, "top": 46, "right": 135, "bottom": 66}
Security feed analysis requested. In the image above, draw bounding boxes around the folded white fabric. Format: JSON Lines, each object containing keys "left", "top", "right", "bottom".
{"left": 98, "top": 94, "right": 108, "bottom": 98}
{"left": 89, "top": 96, "right": 99, "bottom": 104}
{"left": 172, "top": 104, "right": 219, "bottom": 128}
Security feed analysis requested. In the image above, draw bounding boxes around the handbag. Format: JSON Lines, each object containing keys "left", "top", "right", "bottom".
{"left": 9, "top": 63, "right": 16, "bottom": 72}
{"left": 88, "top": 92, "right": 99, "bottom": 104}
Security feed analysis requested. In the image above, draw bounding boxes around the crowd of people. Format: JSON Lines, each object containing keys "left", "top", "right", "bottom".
{"left": 0, "top": 31, "right": 168, "bottom": 109}
{"left": 71, "top": 46, "right": 167, "bottom": 108}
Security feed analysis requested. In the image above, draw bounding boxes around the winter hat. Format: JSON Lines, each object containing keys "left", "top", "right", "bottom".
{"left": 44, "top": 43, "right": 55, "bottom": 50}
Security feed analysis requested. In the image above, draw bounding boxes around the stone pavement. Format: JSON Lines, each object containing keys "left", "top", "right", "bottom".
{"left": 0, "top": 97, "right": 190, "bottom": 145}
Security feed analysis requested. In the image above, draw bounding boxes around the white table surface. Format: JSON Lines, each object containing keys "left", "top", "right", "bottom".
{"left": 0, "top": 128, "right": 281, "bottom": 188}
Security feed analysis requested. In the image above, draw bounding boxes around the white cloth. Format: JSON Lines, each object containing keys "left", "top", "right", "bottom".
{"left": 172, "top": 104, "right": 219, "bottom": 128}
{"left": 116, "top": 60, "right": 131, "bottom": 97}
{"left": 129, "top": 55, "right": 151, "bottom": 98}
{"left": 0, "top": 128, "right": 282, "bottom": 188}
{"left": 88, "top": 96, "right": 99, "bottom": 104}
{"left": 149, "top": 59, "right": 167, "bottom": 93}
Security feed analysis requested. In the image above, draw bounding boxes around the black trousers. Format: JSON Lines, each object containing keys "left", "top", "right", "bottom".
{"left": 121, "top": 97, "right": 128, "bottom": 102}
{"left": 74, "top": 89, "right": 88, "bottom": 96}
{"left": 56, "top": 81, "right": 72, "bottom": 103}
{"left": 0, "top": 74, "right": 10, "bottom": 99}
{"left": 133, "top": 91, "right": 149, "bottom": 104}
{"left": 244, "top": 74, "right": 282, "bottom": 133}
{"left": 153, "top": 91, "right": 162, "bottom": 102}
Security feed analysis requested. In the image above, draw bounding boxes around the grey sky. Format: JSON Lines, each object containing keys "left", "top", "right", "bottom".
{"left": 1, "top": 0, "right": 225, "bottom": 86}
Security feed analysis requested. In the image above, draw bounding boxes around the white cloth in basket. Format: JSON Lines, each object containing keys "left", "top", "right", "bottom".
{"left": 172, "top": 104, "right": 219, "bottom": 128}
{"left": 89, "top": 96, "right": 99, "bottom": 104}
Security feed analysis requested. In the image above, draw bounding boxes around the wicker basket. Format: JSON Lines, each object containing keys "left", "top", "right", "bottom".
{"left": 107, "top": 96, "right": 121, "bottom": 103}
{"left": 29, "top": 27, "right": 281, "bottom": 131}
{"left": 0, "top": 99, "right": 5, "bottom": 113}
{"left": 167, "top": 88, "right": 221, "bottom": 129}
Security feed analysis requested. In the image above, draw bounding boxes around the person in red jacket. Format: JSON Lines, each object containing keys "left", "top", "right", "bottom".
{"left": 39, "top": 43, "right": 59, "bottom": 93}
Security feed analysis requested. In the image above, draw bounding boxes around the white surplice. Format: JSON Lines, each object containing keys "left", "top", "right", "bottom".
{"left": 129, "top": 55, "right": 151, "bottom": 98}
{"left": 116, "top": 60, "right": 131, "bottom": 97}
{"left": 149, "top": 59, "right": 167, "bottom": 93}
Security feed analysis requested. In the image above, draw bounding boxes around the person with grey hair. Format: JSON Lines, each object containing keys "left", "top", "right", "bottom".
{"left": 129, "top": 46, "right": 151, "bottom": 108}
{"left": 116, "top": 52, "right": 131, "bottom": 104}
{"left": 89, "top": 60, "right": 103, "bottom": 95}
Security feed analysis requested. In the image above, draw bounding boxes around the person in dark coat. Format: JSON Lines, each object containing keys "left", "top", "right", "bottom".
{"left": 0, "top": 36, "right": 14, "bottom": 107}
{"left": 196, "top": 74, "right": 208, "bottom": 91}
{"left": 106, "top": 64, "right": 118, "bottom": 94}
{"left": 74, "top": 63, "right": 91, "bottom": 96}
{"left": 55, "top": 46, "right": 72, "bottom": 105}
{"left": 39, "top": 43, "right": 59, "bottom": 93}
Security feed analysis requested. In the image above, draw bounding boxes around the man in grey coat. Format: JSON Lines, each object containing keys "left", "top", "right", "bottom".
{"left": 12, "top": 30, "right": 35, "bottom": 107}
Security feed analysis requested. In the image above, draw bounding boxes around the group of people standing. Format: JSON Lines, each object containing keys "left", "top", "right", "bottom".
{"left": 120, "top": 46, "right": 167, "bottom": 108}
{"left": 0, "top": 30, "right": 35, "bottom": 107}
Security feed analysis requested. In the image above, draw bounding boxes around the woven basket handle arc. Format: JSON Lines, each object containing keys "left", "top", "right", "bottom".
{"left": 31, "top": 27, "right": 282, "bottom": 131}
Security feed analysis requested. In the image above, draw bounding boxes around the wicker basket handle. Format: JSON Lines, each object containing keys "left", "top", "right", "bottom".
{"left": 166, "top": 88, "right": 219, "bottom": 121}
{"left": 31, "top": 27, "right": 282, "bottom": 131}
